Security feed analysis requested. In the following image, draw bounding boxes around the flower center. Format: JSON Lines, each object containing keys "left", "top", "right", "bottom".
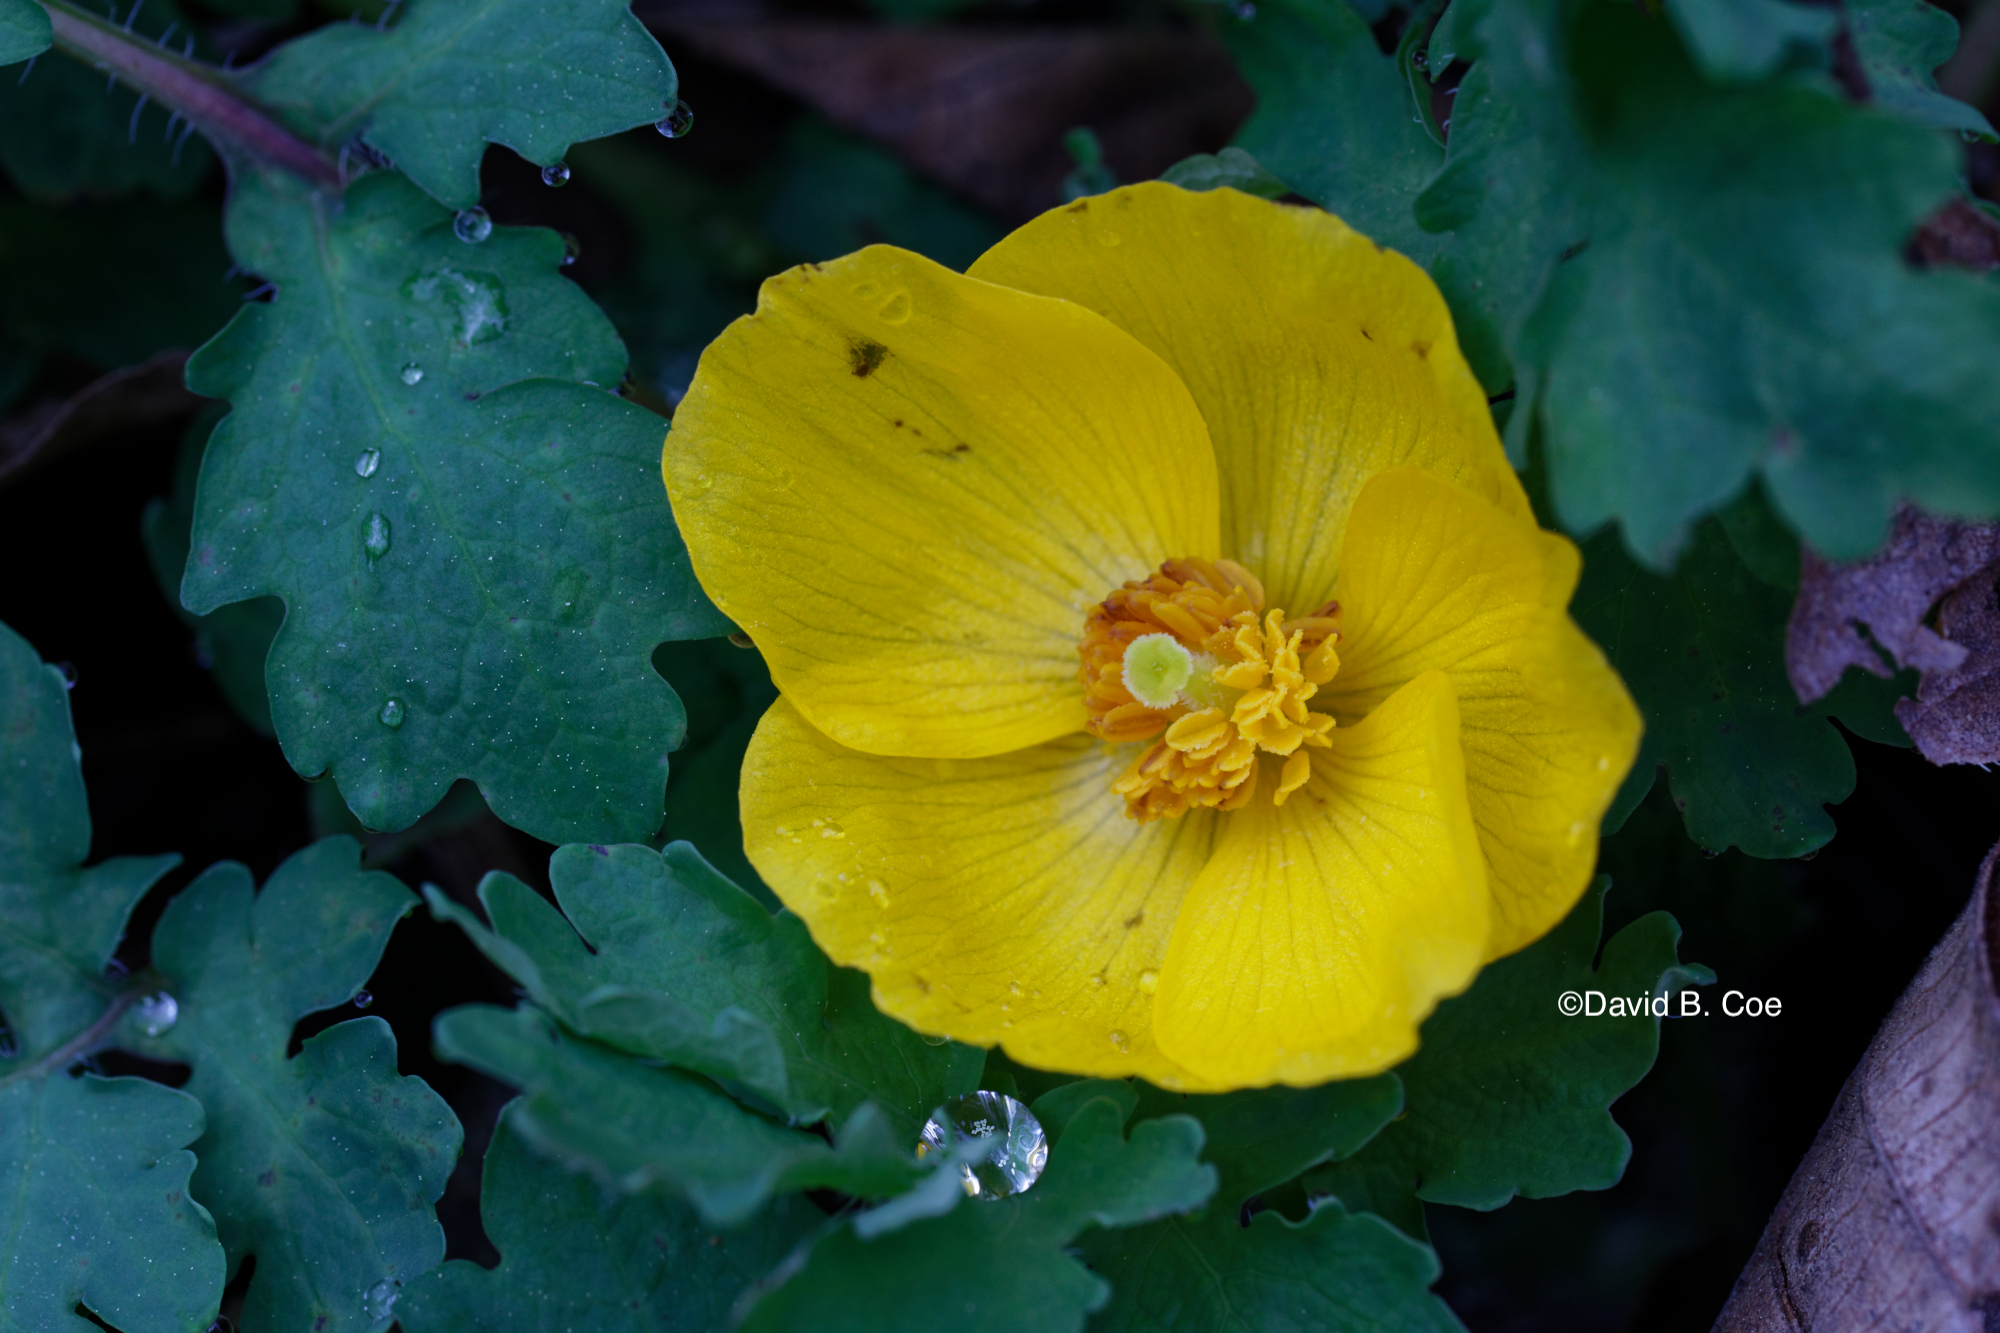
{"left": 1079, "top": 557, "right": 1341, "bottom": 823}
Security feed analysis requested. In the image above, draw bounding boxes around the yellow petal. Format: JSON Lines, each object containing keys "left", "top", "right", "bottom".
{"left": 968, "top": 183, "right": 1526, "bottom": 612}
{"left": 1324, "top": 469, "right": 1642, "bottom": 959}
{"left": 664, "top": 246, "right": 1220, "bottom": 759}
{"left": 1153, "top": 671, "right": 1489, "bottom": 1087}
{"left": 741, "top": 697, "right": 1230, "bottom": 1090}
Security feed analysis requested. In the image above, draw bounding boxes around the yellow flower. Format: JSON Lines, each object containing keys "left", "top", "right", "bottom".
{"left": 662, "top": 184, "right": 1640, "bottom": 1091}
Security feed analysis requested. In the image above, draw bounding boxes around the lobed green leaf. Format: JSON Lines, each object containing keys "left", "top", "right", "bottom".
{"left": 246, "top": 0, "right": 677, "bottom": 209}
{"left": 738, "top": 1094, "right": 1217, "bottom": 1333}
{"left": 134, "top": 837, "right": 461, "bottom": 1333}
{"left": 396, "top": 1103, "right": 819, "bottom": 1332}
{"left": 1313, "top": 879, "right": 1709, "bottom": 1213}
{"left": 0, "top": 1073, "right": 223, "bottom": 1333}
{"left": 1575, "top": 516, "right": 1907, "bottom": 855}
{"left": 184, "top": 170, "right": 726, "bottom": 844}
{"left": 433, "top": 1003, "right": 925, "bottom": 1224}
{"left": 0, "top": 620, "right": 179, "bottom": 1061}
{"left": 428, "top": 840, "right": 981, "bottom": 1134}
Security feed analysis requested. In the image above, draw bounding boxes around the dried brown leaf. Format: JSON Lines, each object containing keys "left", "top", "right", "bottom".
{"left": 1785, "top": 505, "right": 2000, "bottom": 701}
{"left": 1712, "top": 844, "right": 2000, "bottom": 1331}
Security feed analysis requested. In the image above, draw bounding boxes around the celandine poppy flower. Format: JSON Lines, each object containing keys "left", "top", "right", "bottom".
{"left": 662, "top": 184, "right": 1639, "bottom": 1091}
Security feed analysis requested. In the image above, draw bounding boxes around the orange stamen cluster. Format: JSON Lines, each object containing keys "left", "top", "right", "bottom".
{"left": 1079, "top": 558, "right": 1342, "bottom": 822}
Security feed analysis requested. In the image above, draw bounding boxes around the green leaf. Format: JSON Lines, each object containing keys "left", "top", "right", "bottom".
{"left": 183, "top": 170, "right": 726, "bottom": 844}
{"left": 1575, "top": 518, "right": 1891, "bottom": 855}
{"left": 1426, "top": 0, "right": 2000, "bottom": 563}
{"left": 433, "top": 1003, "right": 925, "bottom": 1224}
{"left": 0, "top": 619, "right": 179, "bottom": 1060}
{"left": 137, "top": 837, "right": 461, "bottom": 1333}
{"left": 142, "top": 409, "right": 282, "bottom": 736}
{"left": 246, "top": 0, "right": 677, "bottom": 209}
{"left": 654, "top": 639, "right": 779, "bottom": 905}
{"left": 1848, "top": 0, "right": 1996, "bottom": 137}
{"left": 1317, "top": 880, "right": 1709, "bottom": 1212}
{"left": 397, "top": 1102, "right": 818, "bottom": 1333}
{"left": 427, "top": 840, "right": 979, "bottom": 1133}
{"left": 1078, "top": 1079, "right": 1459, "bottom": 1332}
{"left": 1158, "top": 147, "right": 1290, "bottom": 199}
{"left": 1660, "top": 0, "right": 1836, "bottom": 82}
{"left": 1223, "top": 0, "right": 1443, "bottom": 259}
{"left": 0, "top": 1072, "right": 224, "bottom": 1333}
{"left": 0, "top": 3, "right": 213, "bottom": 199}
{"left": 1084, "top": 1199, "right": 1460, "bottom": 1333}
{"left": 738, "top": 1094, "right": 1216, "bottom": 1333}
{"left": 0, "top": 0, "right": 49, "bottom": 72}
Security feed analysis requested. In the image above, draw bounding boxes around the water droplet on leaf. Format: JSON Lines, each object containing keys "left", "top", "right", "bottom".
{"left": 656, "top": 99, "right": 694, "bottom": 138}
{"left": 918, "top": 1092, "right": 1048, "bottom": 1199}
{"left": 363, "top": 513, "right": 392, "bottom": 559}
{"left": 559, "top": 232, "right": 582, "bottom": 267}
{"left": 1138, "top": 968, "right": 1159, "bottom": 993}
{"left": 399, "top": 362, "right": 423, "bottom": 386}
{"left": 135, "top": 992, "right": 178, "bottom": 1037}
{"left": 378, "top": 698, "right": 405, "bottom": 729}
{"left": 540, "top": 161, "right": 570, "bottom": 187}
{"left": 354, "top": 449, "right": 381, "bottom": 477}
{"left": 452, "top": 206, "right": 492, "bottom": 244}
{"left": 362, "top": 1279, "right": 399, "bottom": 1321}
{"left": 54, "top": 661, "right": 76, "bottom": 690}
{"left": 353, "top": 989, "right": 374, "bottom": 1008}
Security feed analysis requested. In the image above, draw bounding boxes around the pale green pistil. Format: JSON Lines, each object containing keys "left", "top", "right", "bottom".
{"left": 1122, "top": 633, "right": 1194, "bottom": 709}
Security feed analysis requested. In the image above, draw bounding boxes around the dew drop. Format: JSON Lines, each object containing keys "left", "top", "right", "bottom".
{"left": 399, "top": 362, "right": 424, "bottom": 386}
{"left": 1138, "top": 968, "right": 1159, "bottom": 993}
{"left": 878, "top": 289, "right": 912, "bottom": 323}
{"left": 918, "top": 1092, "right": 1049, "bottom": 1199}
{"left": 54, "top": 661, "right": 77, "bottom": 691}
{"left": 866, "top": 877, "right": 889, "bottom": 905}
{"left": 540, "top": 160, "right": 570, "bottom": 187}
{"left": 362, "top": 1279, "right": 399, "bottom": 1321}
{"left": 920, "top": 1032, "right": 949, "bottom": 1047}
{"left": 452, "top": 206, "right": 492, "bottom": 244}
{"left": 135, "top": 992, "right": 178, "bottom": 1037}
{"left": 656, "top": 99, "right": 694, "bottom": 138}
{"left": 378, "top": 698, "right": 405, "bottom": 729}
{"left": 352, "top": 989, "right": 374, "bottom": 1008}
{"left": 1109, "top": 1029, "right": 1129, "bottom": 1051}
{"left": 1008, "top": 982, "right": 1023, "bottom": 997}
{"left": 363, "top": 512, "right": 392, "bottom": 559}
{"left": 354, "top": 448, "right": 381, "bottom": 478}
{"left": 559, "top": 232, "right": 582, "bottom": 267}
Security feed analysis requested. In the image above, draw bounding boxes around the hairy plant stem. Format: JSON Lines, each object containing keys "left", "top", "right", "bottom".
{"left": 0, "top": 989, "right": 141, "bottom": 1089}
{"left": 39, "top": 0, "right": 342, "bottom": 190}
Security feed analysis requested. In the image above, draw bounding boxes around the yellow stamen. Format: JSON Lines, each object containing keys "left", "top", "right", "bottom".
{"left": 1080, "top": 559, "right": 1341, "bottom": 822}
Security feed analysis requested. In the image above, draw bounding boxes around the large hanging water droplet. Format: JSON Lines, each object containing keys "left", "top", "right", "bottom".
{"left": 399, "top": 362, "right": 424, "bottom": 386}
{"left": 655, "top": 99, "right": 694, "bottom": 139}
{"left": 354, "top": 449, "right": 381, "bottom": 478}
{"left": 452, "top": 206, "right": 492, "bottom": 243}
{"left": 378, "top": 698, "right": 405, "bottom": 729}
{"left": 361, "top": 1279, "right": 399, "bottom": 1321}
{"left": 135, "top": 992, "right": 179, "bottom": 1037}
{"left": 917, "top": 1091, "right": 1048, "bottom": 1199}
{"left": 352, "top": 989, "right": 374, "bottom": 1008}
{"left": 363, "top": 512, "right": 392, "bottom": 559}
{"left": 540, "top": 160, "right": 570, "bottom": 187}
